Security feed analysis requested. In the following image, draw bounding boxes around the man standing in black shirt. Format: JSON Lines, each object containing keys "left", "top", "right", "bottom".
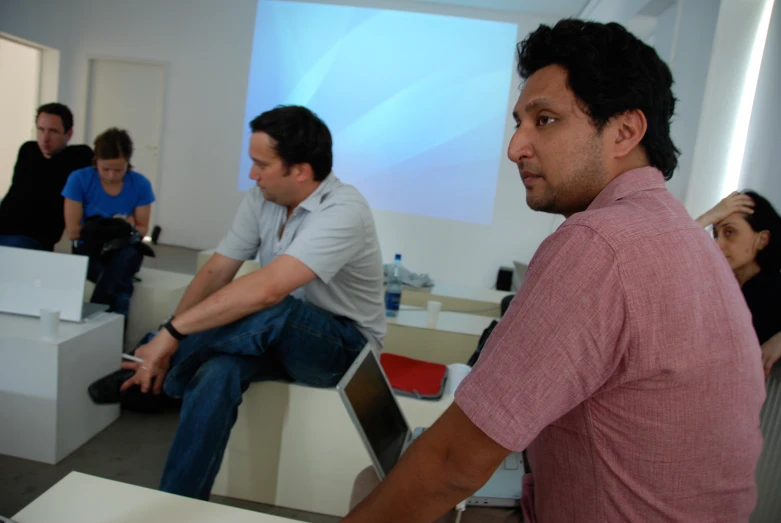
{"left": 0, "top": 103, "right": 93, "bottom": 251}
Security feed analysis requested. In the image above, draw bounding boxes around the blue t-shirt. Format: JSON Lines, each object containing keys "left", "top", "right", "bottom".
{"left": 62, "top": 167, "right": 155, "bottom": 220}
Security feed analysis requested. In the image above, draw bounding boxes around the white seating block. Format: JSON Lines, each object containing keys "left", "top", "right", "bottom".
{"left": 212, "top": 380, "right": 453, "bottom": 516}
{"left": 0, "top": 312, "right": 123, "bottom": 464}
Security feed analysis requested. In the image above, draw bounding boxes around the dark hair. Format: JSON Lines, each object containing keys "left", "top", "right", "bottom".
{"left": 36, "top": 103, "right": 74, "bottom": 133}
{"left": 517, "top": 19, "right": 680, "bottom": 180}
{"left": 93, "top": 128, "right": 134, "bottom": 169}
{"left": 743, "top": 190, "right": 781, "bottom": 273}
{"left": 250, "top": 105, "right": 333, "bottom": 182}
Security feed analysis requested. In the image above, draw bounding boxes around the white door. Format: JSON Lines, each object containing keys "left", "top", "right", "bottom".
{"left": 85, "top": 58, "right": 166, "bottom": 221}
{"left": 0, "top": 37, "right": 41, "bottom": 198}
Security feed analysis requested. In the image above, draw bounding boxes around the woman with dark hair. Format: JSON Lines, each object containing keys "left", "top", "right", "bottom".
{"left": 698, "top": 190, "right": 781, "bottom": 376}
{"left": 62, "top": 128, "right": 155, "bottom": 319}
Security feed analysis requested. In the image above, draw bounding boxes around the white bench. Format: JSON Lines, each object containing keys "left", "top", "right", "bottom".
{"left": 384, "top": 307, "right": 497, "bottom": 365}
{"left": 0, "top": 311, "right": 123, "bottom": 464}
{"left": 84, "top": 267, "right": 194, "bottom": 350}
{"left": 212, "top": 380, "right": 453, "bottom": 517}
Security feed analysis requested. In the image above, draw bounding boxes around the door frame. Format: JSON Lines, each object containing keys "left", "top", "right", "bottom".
{"left": 82, "top": 55, "right": 170, "bottom": 233}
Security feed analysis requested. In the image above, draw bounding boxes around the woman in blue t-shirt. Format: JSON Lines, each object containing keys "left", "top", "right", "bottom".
{"left": 62, "top": 128, "right": 155, "bottom": 319}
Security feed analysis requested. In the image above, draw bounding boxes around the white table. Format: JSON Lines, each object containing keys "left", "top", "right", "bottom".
{"left": 11, "top": 472, "right": 302, "bottom": 522}
{"left": 0, "top": 311, "right": 123, "bottom": 464}
{"left": 402, "top": 283, "right": 511, "bottom": 318}
{"left": 384, "top": 307, "right": 497, "bottom": 364}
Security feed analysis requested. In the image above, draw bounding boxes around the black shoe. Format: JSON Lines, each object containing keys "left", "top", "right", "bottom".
{"left": 88, "top": 368, "right": 178, "bottom": 412}
{"left": 119, "top": 386, "right": 178, "bottom": 413}
{"left": 88, "top": 369, "right": 134, "bottom": 404}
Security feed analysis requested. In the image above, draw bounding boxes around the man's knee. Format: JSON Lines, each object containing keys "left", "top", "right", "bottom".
{"left": 185, "top": 356, "right": 246, "bottom": 401}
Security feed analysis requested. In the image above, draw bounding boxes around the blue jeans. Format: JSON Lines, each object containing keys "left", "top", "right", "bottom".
{"left": 158, "top": 295, "right": 367, "bottom": 500}
{"left": 86, "top": 245, "right": 144, "bottom": 318}
{"left": 0, "top": 234, "right": 43, "bottom": 250}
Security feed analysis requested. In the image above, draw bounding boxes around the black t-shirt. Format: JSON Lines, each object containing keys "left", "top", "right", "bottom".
{"left": 741, "top": 269, "right": 781, "bottom": 345}
{"left": 0, "top": 141, "right": 93, "bottom": 250}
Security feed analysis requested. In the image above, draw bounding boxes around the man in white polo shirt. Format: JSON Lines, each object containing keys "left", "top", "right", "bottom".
{"left": 119, "top": 105, "right": 386, "bottom": 499}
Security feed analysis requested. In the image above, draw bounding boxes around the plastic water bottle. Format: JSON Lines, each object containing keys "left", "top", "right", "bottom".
{"left": 385, "top": 253, "right": 402, "bottom": 318}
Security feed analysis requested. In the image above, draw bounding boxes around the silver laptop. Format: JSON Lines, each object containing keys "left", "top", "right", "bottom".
{"left": 337, "top": 345, "right": 524, "bottom": 507}
{"left": 0, "top": 246, "right": 109, "bottom": 322}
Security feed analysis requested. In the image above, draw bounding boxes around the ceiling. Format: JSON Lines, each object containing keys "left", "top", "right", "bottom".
{"left": 412, "top": 0, "right": 592, "bottom": 18}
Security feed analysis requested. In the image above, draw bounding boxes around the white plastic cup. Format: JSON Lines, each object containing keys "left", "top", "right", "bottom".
{"left": 445, "top": 363, "right": 472, "bottom": 396}
{"left": 426, "top": 300, "right": 442, "bottom": 328}
{"left": 40, "top": 308, "right": 60, "bottom": 340}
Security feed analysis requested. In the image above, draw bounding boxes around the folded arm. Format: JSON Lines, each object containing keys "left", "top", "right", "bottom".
{"left": 342, "top": 404, "right": 510, "bottom": 523}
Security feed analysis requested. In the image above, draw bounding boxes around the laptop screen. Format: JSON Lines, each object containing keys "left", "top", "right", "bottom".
{"left": 342, "top": 349, "right": 410, "bottom": 477}
{"left": 0, "top": 246, "right": 89, "bottom": 321}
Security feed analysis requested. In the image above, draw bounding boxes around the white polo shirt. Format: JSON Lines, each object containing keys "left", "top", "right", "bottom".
{"left": 216, "top": 174, "right": 386, "bottom": 346}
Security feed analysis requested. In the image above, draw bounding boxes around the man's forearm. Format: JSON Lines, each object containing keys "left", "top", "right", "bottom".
{"left": 171, "top": 273, "right": 280, "bottom": 336}
{"left": 173, "top": 266, "right": 235, "bottom": 316}
{"left": 342, "top": 432, "right": 482, "bottom": 523}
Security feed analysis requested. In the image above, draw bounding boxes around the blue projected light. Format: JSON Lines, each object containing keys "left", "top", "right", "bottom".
{"left": 239, "top": 0, "right": 518, "bottom": 224}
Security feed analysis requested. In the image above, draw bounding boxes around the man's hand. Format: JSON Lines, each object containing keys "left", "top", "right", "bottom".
{"left": 120, "top": 330, "right": 179, "bottom": 395}
{"left": 696, "top": 192, "right": 755, "bottom": 227}
{"left": 762, "top": 332, "right": 781, "bottom": 379}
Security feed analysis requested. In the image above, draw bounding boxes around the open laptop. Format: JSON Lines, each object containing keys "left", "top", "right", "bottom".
{"left": 0, "top": 246, "right": 108, "bottom": 322}
{"left": 337, "top": 345, "right": 524, "bottom": 507}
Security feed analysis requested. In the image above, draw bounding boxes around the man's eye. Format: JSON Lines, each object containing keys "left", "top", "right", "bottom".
{"left": 537, "top": 115, "right": 556, "bottom": 126}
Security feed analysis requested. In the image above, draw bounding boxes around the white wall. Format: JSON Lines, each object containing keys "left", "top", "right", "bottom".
{"left": 658, "top": 0, "right": 722, "bottom": 202}
{"left": 0, "top": 0, "right": 562, "bottom": 288}
{"left": 0, "top": 36, "right": 40, "bottom": 197}
{"left": 0, "top": 0, "right": 258, "bottom": 253}
{"left": 684, "top": 0, "right": 776, "bottom": 218}
{"left": 740, "top": 0, "right": 780, "bottom": 206}
{"left": 583, "top": 1, "right": 722, "bottom": 204}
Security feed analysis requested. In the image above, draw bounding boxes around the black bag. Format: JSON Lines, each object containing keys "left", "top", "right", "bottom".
{"left": 467, "top": 319, "right": 498, "bottom": 367}
{"left": 76, "top": 216, "right": 155, "bottom": 260}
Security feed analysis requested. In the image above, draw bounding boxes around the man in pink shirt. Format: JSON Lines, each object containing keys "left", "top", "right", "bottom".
{"left": 342, "top": 19, "right": 765, "bottom": 523}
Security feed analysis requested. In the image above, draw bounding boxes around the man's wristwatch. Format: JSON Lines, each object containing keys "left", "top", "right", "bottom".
{"left": 161, "top": 315, "right": 187, "bottom": 341}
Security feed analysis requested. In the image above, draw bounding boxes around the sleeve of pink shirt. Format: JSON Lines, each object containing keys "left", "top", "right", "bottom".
{"left": 456, "top": 223, "right": 629, "bottom": 451}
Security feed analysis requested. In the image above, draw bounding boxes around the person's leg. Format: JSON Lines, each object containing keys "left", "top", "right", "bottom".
{"left": 159, "top": 296, "right": 366, "bottom": 499}
{"left": 159, "top": 353, "right": 273, "bottom": 499}
{"left": 90, "top": 245, "right": 143, "bottom": 317}
{"left": 0, "top": 235, "right": 43, "bottom": 250}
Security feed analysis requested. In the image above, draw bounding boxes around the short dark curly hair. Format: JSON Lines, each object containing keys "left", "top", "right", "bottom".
{"left": 743, "top": 190, "right": 781, "bottom": 273}
{"left": 517, "top": 19, "right": 680, "bottom": 180}
{"left": 250, "top": 105, "right": 333, "bottom": 182}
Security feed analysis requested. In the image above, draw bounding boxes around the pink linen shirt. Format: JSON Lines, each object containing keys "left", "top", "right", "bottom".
{"left": 456, "top": 167, "right": 765, "bottom": 522}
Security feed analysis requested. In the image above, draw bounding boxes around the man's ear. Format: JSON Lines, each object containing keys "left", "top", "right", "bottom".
{"left": 611, "top": 109, "right": 647, "bottom": 160}
{"left": 291, "top": 163, "right": 314, "bottom": 182}
{"left": 65, "top": 128, "right": 74, "bottom": 142}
